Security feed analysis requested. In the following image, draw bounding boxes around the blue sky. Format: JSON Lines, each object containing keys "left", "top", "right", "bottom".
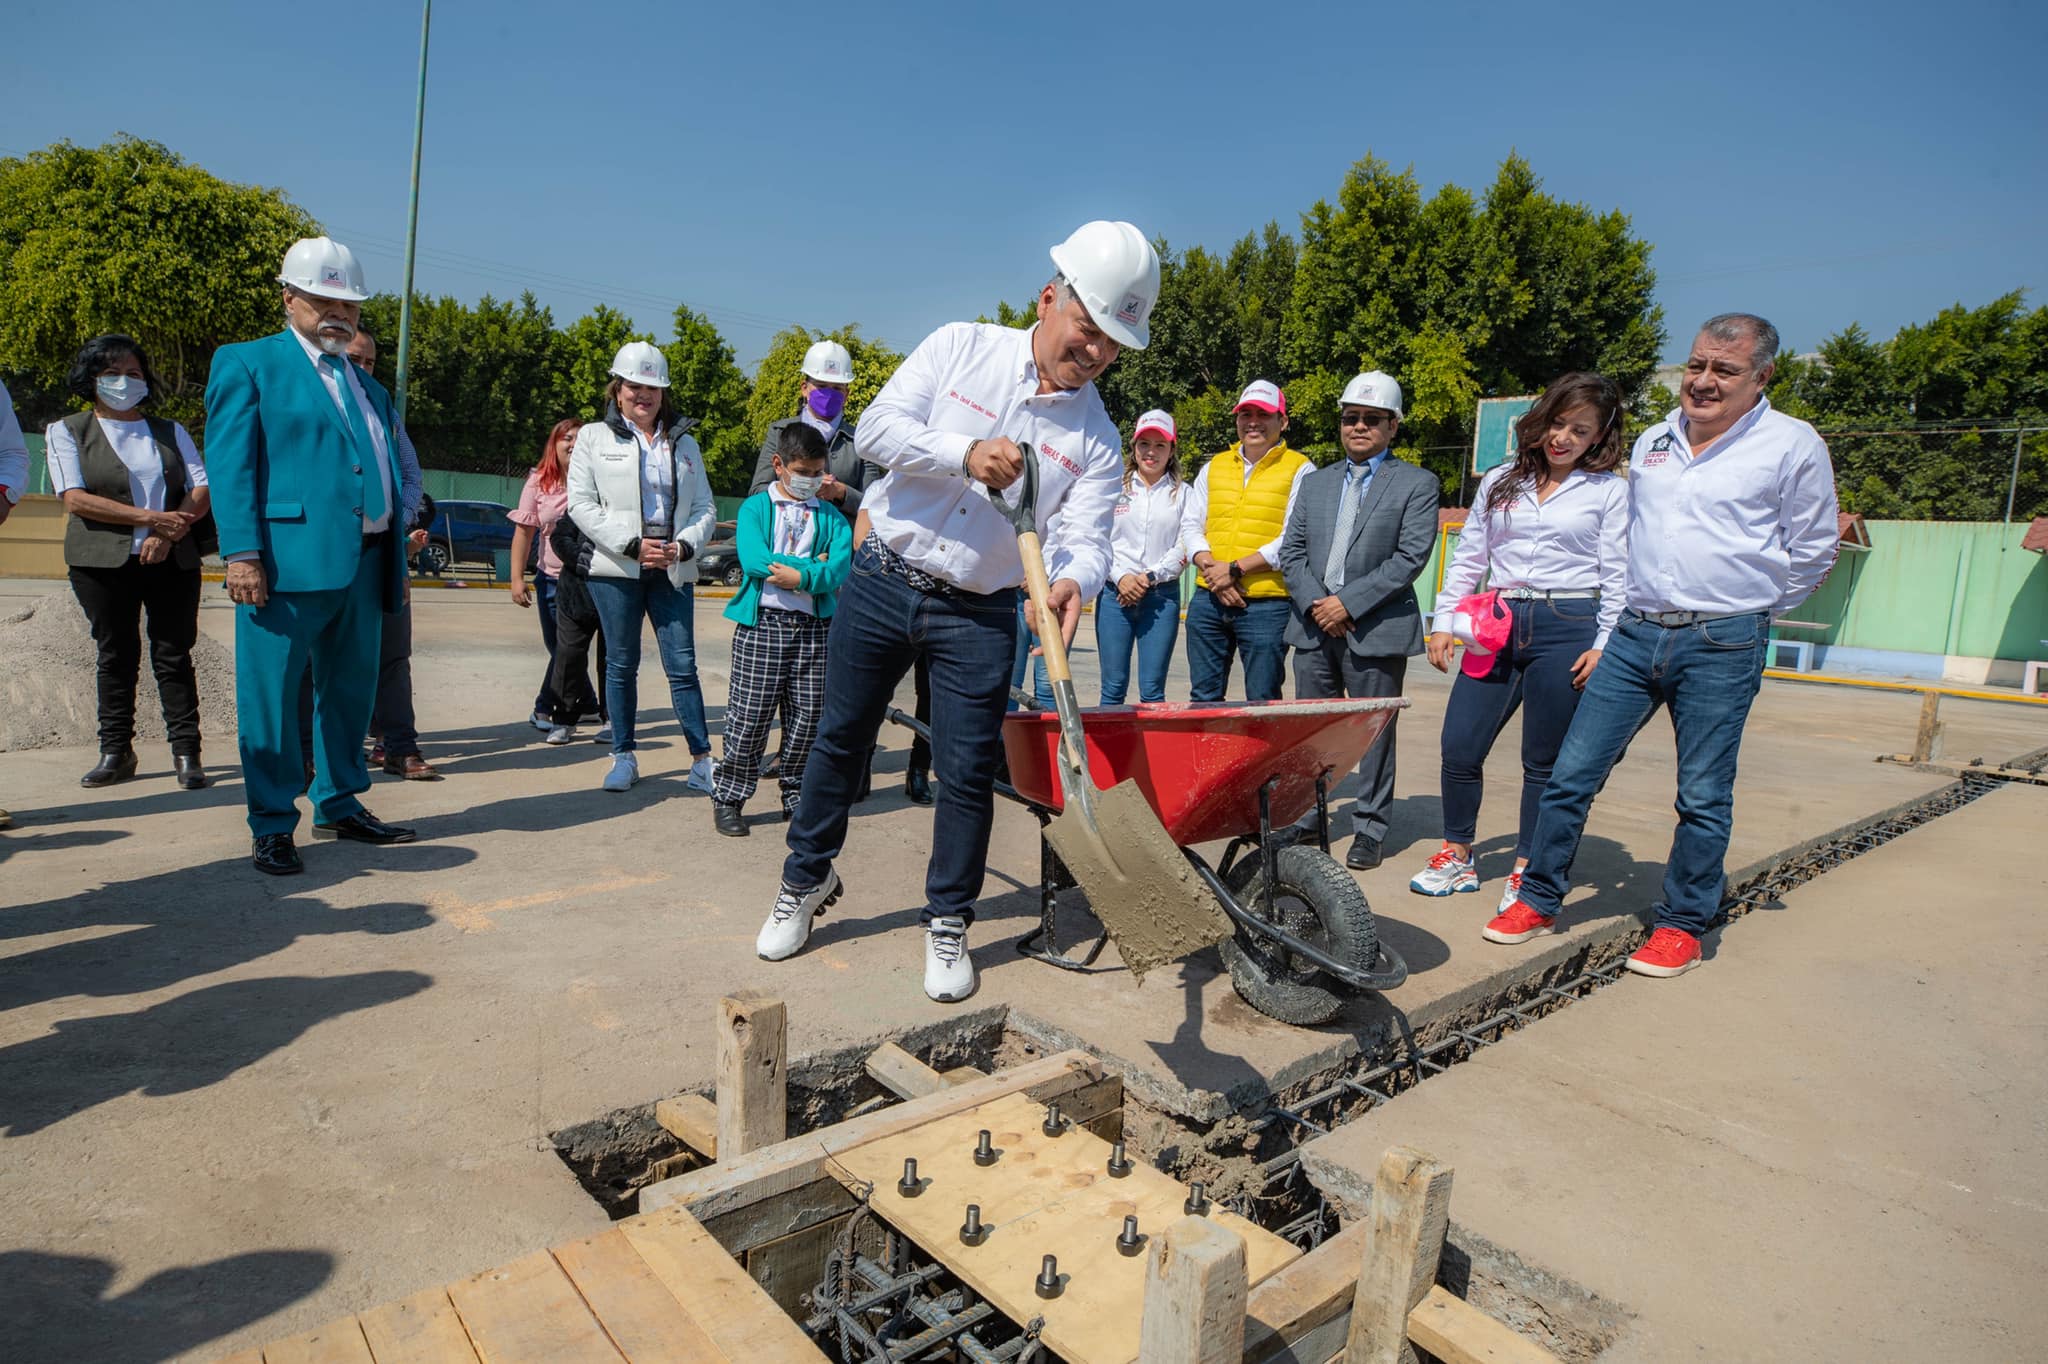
{"left": 7, "top": 0, "right": 2043, "bottom": 373}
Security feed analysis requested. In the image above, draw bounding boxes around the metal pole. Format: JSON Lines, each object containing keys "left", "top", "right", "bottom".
{"left": 2004, "top": 426, "right": 2026, "bottom": 524}
{"left": 392, "top": 0, "right": 432, "bottom": 428}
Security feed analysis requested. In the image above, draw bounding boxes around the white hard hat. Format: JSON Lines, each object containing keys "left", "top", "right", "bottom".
{"left": 1048, "top": 220, "right": 1161, "bottom": 350}
{"left": 610, "top": 341, "right": 670, "bottom": 388}
{"left": 801, "top": 340, "right": 854, "bottom": 385}
{"left": 278, "top": 236, "right": 369, "bottom": 302}
{"left": 1133, "top": 409, "right": 1177, "bottom": 442}
{"left": 1338, "top": 370, "right": 1404, "bottom": 419}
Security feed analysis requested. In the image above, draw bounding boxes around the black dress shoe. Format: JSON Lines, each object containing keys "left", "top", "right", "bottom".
{"left": 1346, "top": 834, "right": 1384, "bottom": 871}
{"left": 80, "top": 749, "right": 138, "bottom": 789}
{"left": 174, "top": 754, "right": 210, "bottom": 790}
{"left": 252, "top": 833, "right": 303, "bottom": 876}
{"left": 712, "top": 802, "right": 749, "bottom": 837}
{"left": 311, "top": 810, "right": 418, "bottom": 845}
{"left": 760, "top": 754, "right": 782, "bottom": 783}
{"left": 904, "top": 767, "right": 934, "bottom": 806}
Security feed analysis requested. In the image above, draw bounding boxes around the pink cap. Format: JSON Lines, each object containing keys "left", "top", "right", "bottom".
{"left": 1233, "top": 379, "right": 1287, "bottom": 416}
{"left": 1133, "top": 409, "right": 1177, "bottom": 442}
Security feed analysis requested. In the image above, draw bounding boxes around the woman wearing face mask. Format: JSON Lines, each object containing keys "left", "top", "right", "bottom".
{"left": 1412, "top": 373, "right": 1630, "bottom": 920}
{"left": 45, "top": 334, "right": 216, "bottom": 790}
{"left": 1095, "top": 409, "right": 1187, "bottom": 704}
{"left": 567, "top": 342, "right": 719, "bottom": 793}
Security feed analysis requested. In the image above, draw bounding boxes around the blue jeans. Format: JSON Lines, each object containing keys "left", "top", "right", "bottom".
{"left": 1440, "top": 596, "right": 1599, "bottom": 858}
{"left": 1094, "top": 585, "right": 1179, "bottom": 704}
{"left": 1185, "top": 590, "right": 1290, "bottom": 701}
{"left": 1519, "top": 610, "right": 1770, "bottom": 936}
{"left": 586, "top": 573, "right": 710, "bottom": 758}
{"left": 786, "top": 542, "right": 1019, "bottom": 924}
{"left": 1009, "top": 601, "right": 1054, "bottom": 711}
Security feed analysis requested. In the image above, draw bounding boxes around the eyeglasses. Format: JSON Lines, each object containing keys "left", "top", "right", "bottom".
{"left": 1340, "top": 410, "right": 1392, "bottom": 428}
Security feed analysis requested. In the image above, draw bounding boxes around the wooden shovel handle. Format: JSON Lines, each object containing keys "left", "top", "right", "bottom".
{"left": 1016, "top": 529, "right": 1073, "bottom": 687}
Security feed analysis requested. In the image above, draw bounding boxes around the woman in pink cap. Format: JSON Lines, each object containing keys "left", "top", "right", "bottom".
{"left": 1095, "top": 410, "right": 1188, "bottom": 703}
{"left": 1411, "top": 373, "right": 1629, "bottom": 910}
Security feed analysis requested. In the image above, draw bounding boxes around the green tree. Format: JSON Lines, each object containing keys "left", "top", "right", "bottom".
{"left": 357, "top": 291, "right": 560, "bottom": 475}
{"left": 744, "top": 324, "right": 904, "bottom": 455}
{"left": 0, "top": 136, "right": 319, "bottom": 428}
{"left": 665, "top": 304, "right": 754, "bottom": 495}
{"left": 551, "top": 305, "right": 644, "bottom": 423}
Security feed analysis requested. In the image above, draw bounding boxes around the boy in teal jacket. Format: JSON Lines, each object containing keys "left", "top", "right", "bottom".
{"left": 712, "top": 424, "right": 852, "bottom": 835}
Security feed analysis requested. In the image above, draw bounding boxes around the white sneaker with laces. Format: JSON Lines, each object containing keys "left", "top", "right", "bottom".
{"left": 1497, "top": 870, "right": 1525, "bottom": 915}
{"left": 602, "top": 753, "right": 639, "bottom": 792}
{"left": 923, "top": 915, "right": 977, "bottom": 1002}
{"left": 686, "top": 755, "right": 716, "bottom": 794}
{"left": 544, "top": 724, "right": 575, "bottom": 746}
{"left": 757, "top": 869, "right": 842, "bottom": 960}
{"left": 1409, "top": 844, "right": 1478, "bottom": 896}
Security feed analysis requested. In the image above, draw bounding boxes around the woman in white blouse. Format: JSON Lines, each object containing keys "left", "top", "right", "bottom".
{"left": 1094, "top": 410, "right": 1188, "bottom": 704}
{"left": 1412, "top": 373, "right": 1629, "bottom": 908}
{"left": 46, "top": 335, "right": 214, "bottom": 791}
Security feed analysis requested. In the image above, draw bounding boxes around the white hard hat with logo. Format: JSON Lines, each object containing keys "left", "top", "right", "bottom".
{"left": 1338, "top": 370, "right": 1404, "bottom": 419}
{"left": 610, "top": 341, "right": 671, "bottom": 388}
{"left": 278, "top": 236, "right": 369, "bottom": 302}
{"left": 1048, "top": 221, "right": 1161, "bottom": 350}
{"left": 801, "top": 340, "right": 854, "bottom": 385}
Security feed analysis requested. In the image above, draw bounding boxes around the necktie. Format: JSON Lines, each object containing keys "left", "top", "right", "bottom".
{"left": 1325, "top": 464, "right": 1369, "bottom": 589}
{"left": 322, "top": 355, "right": 387, "bottom": 526}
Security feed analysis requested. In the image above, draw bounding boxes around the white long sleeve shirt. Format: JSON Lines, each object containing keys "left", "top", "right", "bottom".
{"left": 1626, "top": 397, "right": 1839, "bottom": 617}
{"left": 1178, "top": 448, "right": 1313, "bottom": 564}
{"left": 0, "top": 380, "right": 28, "bottom": 504}
{"left": 1107, "top": 472, "right": 1189, "bottom": 586}
{"left": 1433, "top": 465, "right": 1630, "bottom": 648}
{"left": 856, "top": 322, "right": 1122, "bottom": 601}
{"left": 46, "top": 416, "right": 210, "bottom": 556}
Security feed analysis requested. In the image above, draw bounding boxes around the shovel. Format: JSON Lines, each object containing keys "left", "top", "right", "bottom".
{"left": 987, "top": 448, "right": 1231, "bottom": 981}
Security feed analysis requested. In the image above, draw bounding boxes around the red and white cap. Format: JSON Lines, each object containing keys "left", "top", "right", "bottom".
{"left": 1133, "top": 409, "right": 1176, "bottom": 442}
{"left": 1233, "top": 379, "right": 1287, "bottom": 416}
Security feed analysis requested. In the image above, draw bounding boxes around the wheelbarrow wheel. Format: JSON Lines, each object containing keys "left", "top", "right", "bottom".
{"left": 1219, "top": 844, "right": 1378, "bottom": 1026}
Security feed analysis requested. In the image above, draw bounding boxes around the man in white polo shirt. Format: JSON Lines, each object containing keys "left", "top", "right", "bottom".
{"left": 1483, "top": 313, "right": 1839, "bottom": 977}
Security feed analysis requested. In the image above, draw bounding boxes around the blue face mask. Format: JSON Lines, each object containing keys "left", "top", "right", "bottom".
{"left": 806, "top": 386, "right": 846, "bottom": 422}
{"left": 96, "top": 375, "right": 148, "bottom": 412}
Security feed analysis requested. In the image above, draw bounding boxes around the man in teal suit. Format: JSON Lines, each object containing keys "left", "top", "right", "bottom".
{"left": 205, "top": 236, "right": 420, "bottom": 875}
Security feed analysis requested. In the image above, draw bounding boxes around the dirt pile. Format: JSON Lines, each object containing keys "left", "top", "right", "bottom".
{"left": 0, "top": 591, "right": 239, "bottom": 751}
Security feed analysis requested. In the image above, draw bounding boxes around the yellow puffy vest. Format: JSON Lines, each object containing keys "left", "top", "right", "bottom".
{"left": 1202, "top": 442, "right": 1311, "bottom": 599}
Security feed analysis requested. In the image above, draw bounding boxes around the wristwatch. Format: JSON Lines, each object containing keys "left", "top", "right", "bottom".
{"left": 962, "top": 439, "right": 983, "bottom": 477}
{"left": 1227, "top": 561, "right": 1245, "bottom": 583}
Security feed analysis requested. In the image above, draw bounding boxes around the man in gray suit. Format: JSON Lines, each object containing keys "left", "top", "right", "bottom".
{"left": 1277, "top": 371, "right": 1440, "bottom": 869}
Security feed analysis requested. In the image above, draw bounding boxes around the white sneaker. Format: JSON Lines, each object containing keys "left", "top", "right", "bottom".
{"left": 756, "top": 869, "right": 842, "bottom": 960}
{"left": 529, "top": 709, "right": 551, "bottom": 732}
{"left": 544, "top": 724, "right": 575, "bottom": 746}
{"left": 1409, "top": 844, "right": 1479, "bottom": 896}
{"left": 602, "top": 754, "right": 639, "bottom": 792}
{"left": 686, "top": 755, "right": 716, "bottom": 794}
{"left": 591, "top": 723, "right": 613, "bottom": 745}
{"left": 1497, "top": 870, "right": 1525, "bottom": 915}
{"left": 924, "top": 916, "right": 977, "bottom": 1003}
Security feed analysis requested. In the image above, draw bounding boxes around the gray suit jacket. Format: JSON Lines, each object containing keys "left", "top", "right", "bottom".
{"left": 1276, "top": 456, "right": 1440, "bottom": 656}
{"left": 748, "top": 416, "right": 868, "bottom": 518}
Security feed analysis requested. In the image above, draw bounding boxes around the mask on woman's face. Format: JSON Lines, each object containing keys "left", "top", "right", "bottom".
{"left": 784, "top": 472, "right": 825, "bottom": 499}
{"left": 805, "top": 386, "right": 847, "bottom": 422}
{"left": 96, "top": 375, "right": 148, "bottom": 412}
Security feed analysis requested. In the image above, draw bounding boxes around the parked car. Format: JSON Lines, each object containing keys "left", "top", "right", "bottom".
{"left": 419, "top": 499, "right": 517, "bottom": 576}
{"left": 696, "top": 521, "right": 743, "bottom": 587}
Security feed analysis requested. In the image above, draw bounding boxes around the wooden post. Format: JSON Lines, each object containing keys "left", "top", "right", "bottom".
{"left": 1345, "top": 1145, "right": 1454, "bottom": 1364}
{"left": 716, "top": 991, "right": 786, "bottom": 1159}
{"left": 863, "top": 1041, "right": 948, "bottom": 1099}
{"left": 1136, "top": 1215, "right": 1249, "bottom": 1364}
{"left": 1911, "top": 689, "right": 1944, "bottom": 763}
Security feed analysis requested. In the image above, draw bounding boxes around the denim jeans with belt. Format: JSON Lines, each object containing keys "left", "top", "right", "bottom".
{"left": 1184, "top": 590, "right": 1290, "bottom": 701}
{"left": 785, "top": 541, "right": 1018, "bottom": 924}
{"left": 1095, "top": 584, "right": 1179, "bottom": 704}
{"left": 585, "top": 572, "right": 710, "bottom": 758}
{"left": 1439, "top": 595, "right": 1599, "bottom": 858}
{"left": 1518, "top": 609, "right": 1770, "bottom": 936}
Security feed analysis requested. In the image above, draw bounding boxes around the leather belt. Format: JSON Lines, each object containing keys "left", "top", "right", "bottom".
{"left": 1628, "top": 607, "right": 1760, "bottom": 627}
{"left": 863, "top": 531, "right": 978, "bottom": 600}
{"left": 1497, "top": 587, "right": 1599, "bottom": 601}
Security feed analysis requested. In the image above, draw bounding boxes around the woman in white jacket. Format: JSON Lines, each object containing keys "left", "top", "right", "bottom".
{"left": 567, "top": 342, "right": 719, "bottom": 792}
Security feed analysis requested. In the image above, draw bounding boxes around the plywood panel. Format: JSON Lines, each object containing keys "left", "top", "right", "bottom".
{"left": 358, "top": 1287, "right": 481, "bottom": 1363}
{"left": 621, "top": 1203, "right": 826, "bottom": 1361}
{"left": 444, "top": 1249, "right": 624, "bottom": 1364}
{"left": 262, "top": 1319, "right": 375, "bottom": 1364}
{"left": 552, "top": 1230, "right": 725, "bottom": 1363}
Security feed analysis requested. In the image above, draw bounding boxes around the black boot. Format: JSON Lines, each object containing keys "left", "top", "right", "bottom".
{"left": 81, "top": 749, "right": 138, "bottom": 789}
{"left": 173, "top": 754, "right": 210, "bottom": 790}
{"left": 904, "top": 766, "right": 934, "bottom": 806}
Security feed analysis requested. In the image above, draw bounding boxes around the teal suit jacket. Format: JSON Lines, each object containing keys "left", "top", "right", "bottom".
{"left": 205, "top": 329, "right": 408, "bottom": 613}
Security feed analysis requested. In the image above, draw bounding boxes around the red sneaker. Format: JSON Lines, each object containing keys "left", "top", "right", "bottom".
{"left": 1481, "top": 899, "right": 1559, "bottom": 944}
{"left": 1626, "top": 927, "right": 1702, "bottom": 978}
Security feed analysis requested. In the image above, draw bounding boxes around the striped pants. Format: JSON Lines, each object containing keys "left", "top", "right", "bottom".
{"left": 715, "top": 607, "right": 828, "bottom": 807}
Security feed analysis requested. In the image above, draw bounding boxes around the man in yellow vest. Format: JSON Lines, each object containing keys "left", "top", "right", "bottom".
{"left": 1179, "top": 380, "right": 1314, "bottom": 700}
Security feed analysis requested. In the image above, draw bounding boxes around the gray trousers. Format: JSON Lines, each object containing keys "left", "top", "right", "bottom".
{"left": 1292, "top": 639, "right": 1407, "bottom": 842}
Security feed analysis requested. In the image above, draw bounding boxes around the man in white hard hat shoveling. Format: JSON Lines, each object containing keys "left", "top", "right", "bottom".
{"left": 754, "top": 220, "right": 1160, "bottom": 1003}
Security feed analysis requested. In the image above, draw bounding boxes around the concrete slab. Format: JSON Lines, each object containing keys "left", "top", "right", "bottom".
{"left": 2, "top": 580, "right": 2042, "bottom": 1360}
{"left": 1301, "top": 781, "right": 2048, "bottom": 1362}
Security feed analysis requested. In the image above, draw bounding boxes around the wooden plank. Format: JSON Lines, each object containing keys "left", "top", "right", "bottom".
{"left": 620, "top": 1203, "right": 826, "bottom": 1361}
{"left": 444, "top": 1249, "right": 624, "bottom": 1364}
{"left": 653, "top": 1094, "right": 718, "bottom": 1158}
{"left": 864, "top": 1041, "right": 947, "bottom": 1099}
{"left": 1243, "top": 1221, "right": 1369, "bottom": 1362}
{"left": 1345, "top": 1146, "right": 1455, "bottom": 1364}
{"left": 1407, "top": 1285, "right": 1562, "bottom": 1364}
{"left": 745, "top": 1214, "right": 850, "bottom": 1318}
{"left": 1136, "top": 1215, "right": 1248, "bottom": 1363}
{"left": 637, "top": 1050, "right": 1104, "bottom": 1221}
{"left": 717, "top": 991, "right": 787, "bottom": 1158}
{"left": 261, "top": 1318, "right": 376, "bottom": 1364}
{"left": 940, "top": 1065, "right": 988, "bottom": 1086}
{"left": 213, "top": 1351, "right": 268, "bottom": 1364}
{"left": 357, "top": 1287, "right": 482, "bottom": 1364}
{"left": 552, "top": 1229, "right": 725, "bottom": 1363}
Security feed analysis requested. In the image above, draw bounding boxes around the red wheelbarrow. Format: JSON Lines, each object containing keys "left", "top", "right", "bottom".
{"left": 886, "top": 697, "right": 1411, "bottom": 1025}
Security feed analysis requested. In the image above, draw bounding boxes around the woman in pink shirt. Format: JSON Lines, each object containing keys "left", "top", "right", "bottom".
{"left": 509, "top": 419, "right": 600, "bottom": 730}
